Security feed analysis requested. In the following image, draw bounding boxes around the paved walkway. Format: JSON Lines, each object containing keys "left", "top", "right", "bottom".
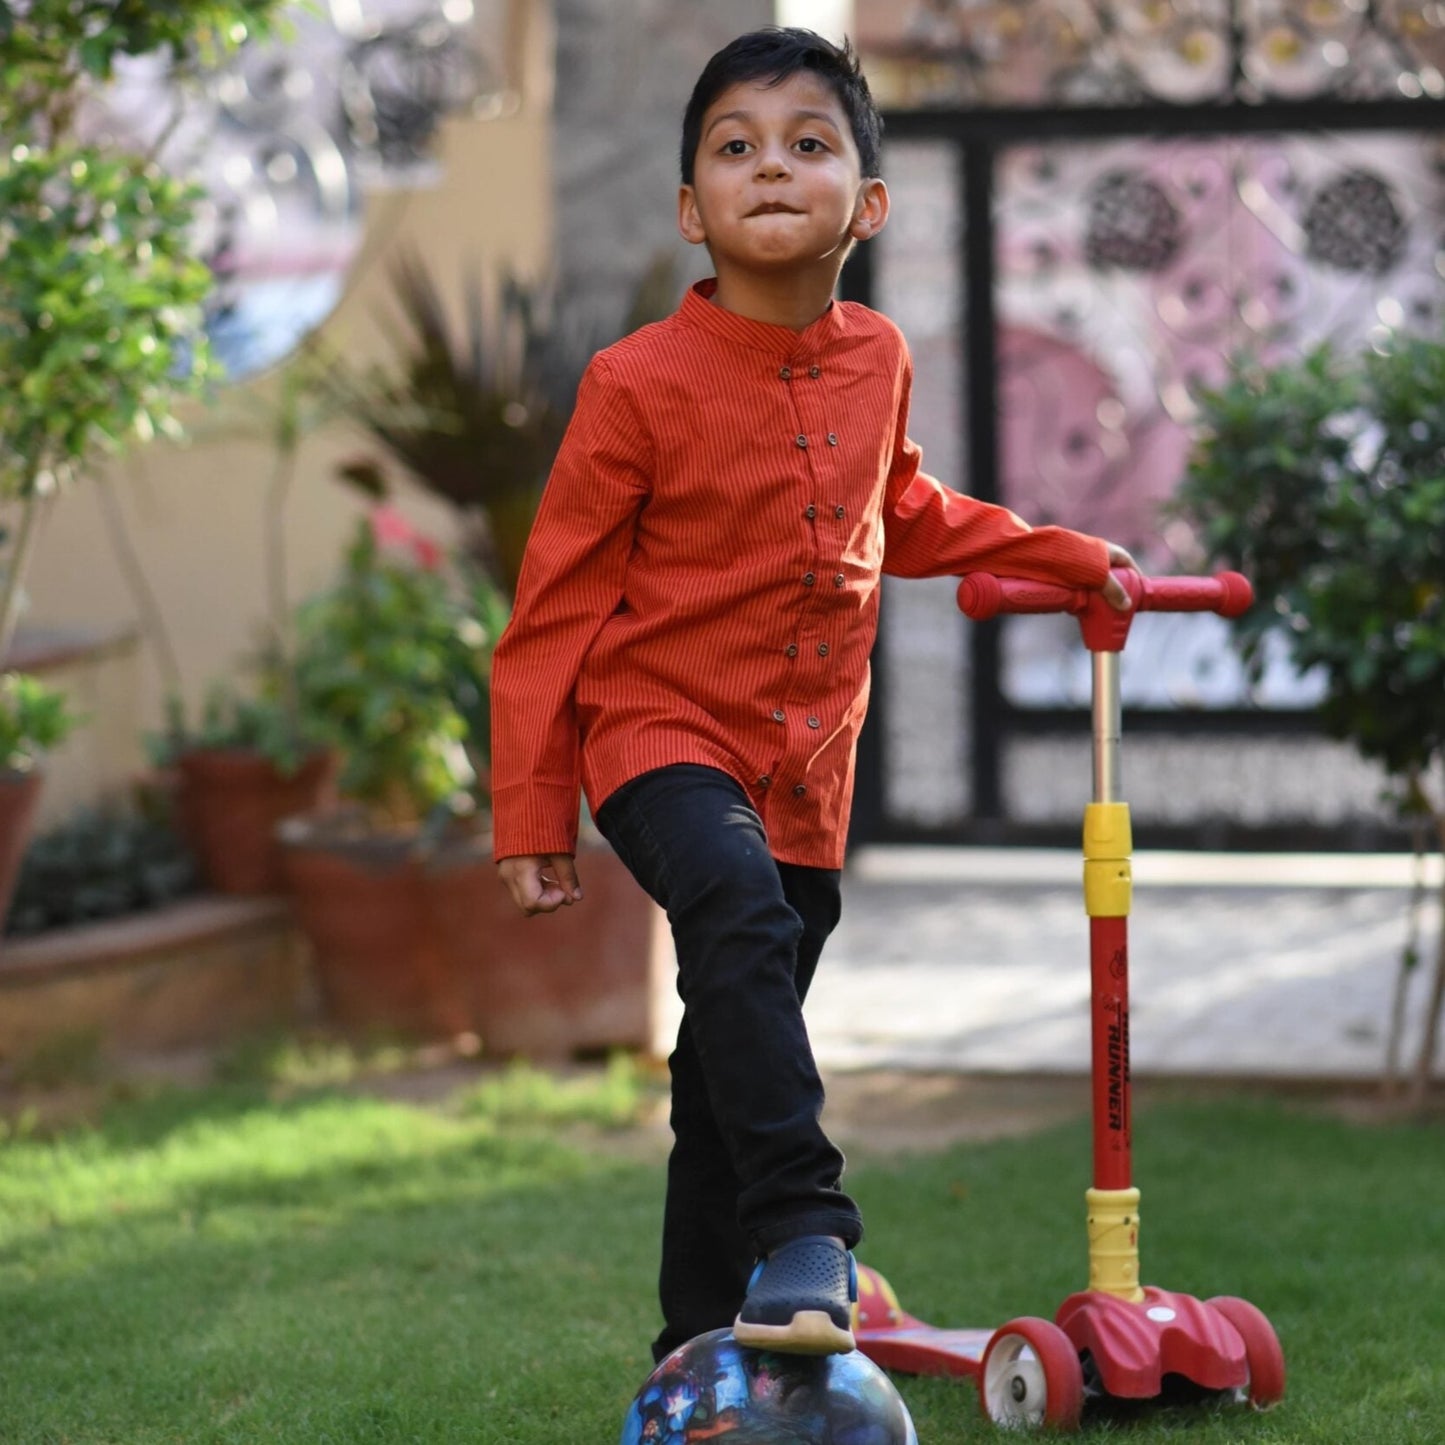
{"left": 805, "top": 848, "right": 1443, "bottom": 1083}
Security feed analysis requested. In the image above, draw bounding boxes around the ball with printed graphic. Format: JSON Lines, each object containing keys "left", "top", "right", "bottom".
{"left": 619, "top": 1328, "right": 918, "bottom": 1444}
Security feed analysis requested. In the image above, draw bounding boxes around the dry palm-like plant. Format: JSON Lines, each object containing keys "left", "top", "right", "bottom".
{"left": 335, "top": 250, "right": 676, "bottom": 598}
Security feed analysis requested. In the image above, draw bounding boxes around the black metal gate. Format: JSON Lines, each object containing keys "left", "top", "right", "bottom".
{"left": 842, "top": 13, "right": 1445, "bottom": 851}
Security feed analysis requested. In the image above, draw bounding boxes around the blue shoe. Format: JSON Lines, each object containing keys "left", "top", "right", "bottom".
{"left": 733, "top": 1235, "right": 858, "bottom": 1355}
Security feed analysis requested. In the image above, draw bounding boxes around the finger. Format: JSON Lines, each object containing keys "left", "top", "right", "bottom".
{"left": 501, "top": 860, "right": 551, "bottom": 916}
{"left": 549, "top": 854, "right": 583, "bottom": 903}
{"left": 503, "top": 865, "right": 543, "bottom": 915}
{"left": 1108, "top": 544, "right": 1141, "bottom": 573}
{"left": 1102, "top": 574, "right": 1132, "bottom": 612}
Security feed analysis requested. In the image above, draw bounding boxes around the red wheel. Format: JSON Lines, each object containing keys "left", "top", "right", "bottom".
{"left": 1208, "top": 1296, "right": 1286, "bottom": 1409}
{"left": 980, "top": 1317, "right": 1084, "bottom": 1430}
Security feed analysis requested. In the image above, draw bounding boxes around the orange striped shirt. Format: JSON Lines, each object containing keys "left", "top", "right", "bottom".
{"left": 489, "top": 280, "right": 1109, "bottom": 868}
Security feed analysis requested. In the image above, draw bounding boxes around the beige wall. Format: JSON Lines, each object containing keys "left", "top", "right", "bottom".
{"left": 14, "top": 4, "right": 555, "bottom": 826}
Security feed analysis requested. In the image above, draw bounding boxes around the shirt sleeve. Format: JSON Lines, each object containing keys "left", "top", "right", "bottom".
{"left": 881, "top": 355, "right": 1110, "bottom": 587}
{"left": 489, "top": 356, "right": 651, "bottom": 860}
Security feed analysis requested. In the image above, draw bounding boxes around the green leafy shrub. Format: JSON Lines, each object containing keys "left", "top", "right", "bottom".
{"left": 0, "top": 672, "right": 79, "bottom": 772}
{"left": 1172, "top": 335, "right": 1445, "bottom": 1102}
{"left": 0, "top": 0, "right": 289, "bottom": 658}
{"left": 290, "top": 514, "right": 504, "bottom": 826}
{"left": 5, "top": 805, "right": 197, "bottom": 936}
{"left": 147, "top": 682, "right": 332, "bottom": 778}
{"left": 1174, "top": 339, "right": 1445, "bottom": 783}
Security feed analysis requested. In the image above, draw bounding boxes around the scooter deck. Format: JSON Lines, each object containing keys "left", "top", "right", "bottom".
{"left": 856, "top": 1323, "right": 992, "bottom": 1379}
{"left": 853, "top": 1264, "right": 990, "bottom": 1379}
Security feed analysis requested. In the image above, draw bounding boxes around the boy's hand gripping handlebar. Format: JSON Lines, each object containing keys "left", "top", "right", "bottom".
{"left": 957, "top": 569, "right": 1253, "bottom": 652}
{"left": 956, "top": 567, "right": 1253, "bottom": 803}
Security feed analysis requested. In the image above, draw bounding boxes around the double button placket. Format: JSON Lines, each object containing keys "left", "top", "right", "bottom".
{"left": 772, "top": 353, "right": 846, "bottom": 799}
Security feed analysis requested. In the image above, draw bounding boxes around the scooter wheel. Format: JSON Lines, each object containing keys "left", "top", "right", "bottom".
{"left": 980, "top": 1317, "right": 1084, "bottom": 1430}
{"left": 1207, "top": 1296, "right": 1286, "bottom": 1409}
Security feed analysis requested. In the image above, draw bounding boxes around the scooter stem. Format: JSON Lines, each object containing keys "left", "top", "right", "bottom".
{"left": 1091, "top": 651, "right": 1123, "bottom": 806}
{"left": 1084, "top": 648, "right": 1143, "bottom": 1299}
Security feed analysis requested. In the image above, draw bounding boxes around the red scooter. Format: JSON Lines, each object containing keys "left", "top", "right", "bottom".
{"left": 853, "top": 568, "right": 1286, "bottom": 1430}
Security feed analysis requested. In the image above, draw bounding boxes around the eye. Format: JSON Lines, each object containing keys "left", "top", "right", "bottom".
{"left": 722, "top": 139, "right": 750, "bottom": 156}
{"left": 796, "top": 137, "right": 828, "bottom": 154}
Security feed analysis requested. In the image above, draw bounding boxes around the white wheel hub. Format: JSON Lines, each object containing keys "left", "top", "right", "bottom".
{"left": 984, "top": 1337, "right": 1048, "bottom": 1426}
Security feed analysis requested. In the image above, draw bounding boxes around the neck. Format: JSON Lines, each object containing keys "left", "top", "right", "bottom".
{"left": 708, "top": 265, "right": 843, "bottom": 331}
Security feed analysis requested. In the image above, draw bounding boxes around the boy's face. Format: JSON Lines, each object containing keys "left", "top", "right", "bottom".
{"left": 678, "top": 71, "right": 887, "bottom": 277}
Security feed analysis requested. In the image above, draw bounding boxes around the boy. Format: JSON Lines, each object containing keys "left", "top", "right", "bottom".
{"left": 490, "top": 27, "right": 1136, "bottom": 1364}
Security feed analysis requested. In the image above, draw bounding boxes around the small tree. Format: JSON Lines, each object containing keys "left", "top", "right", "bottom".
{"left": 1173, "top": 337, "right": 1445, "bottom": 1105}
{"left": 0, "top": 0, "right": 289, "bottom": 659}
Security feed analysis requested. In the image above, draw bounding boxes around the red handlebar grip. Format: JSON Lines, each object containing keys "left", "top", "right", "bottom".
{"left": 1136, "top": 571, "right": 1254, "bottom": 617}
{"left": 957, "top": 569, "right": 1253, "bottom": 620}
{"left": 957, "top": 573, "right": 1084, "bottom": 621}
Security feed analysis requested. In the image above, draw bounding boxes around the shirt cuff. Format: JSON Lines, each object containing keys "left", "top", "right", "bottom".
{"left": 490, "top": 782, "right": 582, "bottom": 862}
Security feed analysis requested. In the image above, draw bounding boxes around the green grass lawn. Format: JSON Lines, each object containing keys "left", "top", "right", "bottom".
{"left": 0, "top": 1061, "right": 1441, "bottom": 1443}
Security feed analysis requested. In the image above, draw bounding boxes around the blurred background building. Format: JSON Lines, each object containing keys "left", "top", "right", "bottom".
{"left": 17, "top": 0, "right": 1445, "bottom": 849}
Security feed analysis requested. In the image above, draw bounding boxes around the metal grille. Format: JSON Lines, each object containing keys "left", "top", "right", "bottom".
{"left": 849, "top": 77, "right": 1445, "bottom": 848}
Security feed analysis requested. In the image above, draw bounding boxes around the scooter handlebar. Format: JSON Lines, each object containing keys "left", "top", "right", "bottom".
{"left": 958, "top": 569, "right": 1253, "bottom": 622}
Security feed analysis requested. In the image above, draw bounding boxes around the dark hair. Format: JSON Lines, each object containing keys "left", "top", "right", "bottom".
{"left": 680, "top": 27, "right": 882, "bottom": 185}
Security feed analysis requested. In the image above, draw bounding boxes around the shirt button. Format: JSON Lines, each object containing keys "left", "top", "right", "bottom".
{"left": 804, "top": 503, "right": 817, "bottom": 520}
{"left": 757, "top": 774, "right": 772, "bottom": 789}
{"left": 806, "top": 716, "right": 821, "bottom": 729}
{"left": 833, "top": 573, "right": 845, "bottom": 587}
{"left": 779, "top": 366, "right": 792, "bottom": 380}
{"left": 795, "top": 434, "right": 808, "bottom": 449}
{"left": 802, "top": 572, "right": 815, "bottom": 586}
{"left": 772, "top": 708, "right": 785, "bottom": 723}
{"left": 793, "top": 783, "right": 807, "bottom": 797}
{"left": 827, "top": 433, "right": 838, "bottom": 446}
{"left": 818, "top": 642, "right": 830, "bottom": 657}
{"left": 835, "top": 505, "right": 845, "bottom": 519}
{"left": 785, "top": 643, "right": 799, "bottom": 657}
{"left": 809, "top": 366, "right": 821, "bottom": 378}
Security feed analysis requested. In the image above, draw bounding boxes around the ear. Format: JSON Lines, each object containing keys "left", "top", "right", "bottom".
{"left": 849, "top": 177, "right": 890, "bottom": 242}
{"left": 678, "top": 185, "right": 707, "bottom": 247}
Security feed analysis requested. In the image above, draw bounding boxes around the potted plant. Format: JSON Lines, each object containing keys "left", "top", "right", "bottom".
{"left": 324, "top": 252, "right": 679, "bottom": 1058}
{"left": 1171, "top": 335, "right": 1445, "bottom": 1106}
{"left": 143, "top": 344, "right": 361, "bottom": 896}
{"left": 0, "top": 672, "right": 79, "bottom": 926}
{"left": 278, "top": 507, "right": 501, "bottom": 1037}
{"left": 148, "top": 682, "right": 338, "bottom": 896}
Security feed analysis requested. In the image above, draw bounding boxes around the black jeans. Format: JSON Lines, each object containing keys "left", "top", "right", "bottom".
{"left": 595, "top": 764, "right": 862, "bottom": 1362}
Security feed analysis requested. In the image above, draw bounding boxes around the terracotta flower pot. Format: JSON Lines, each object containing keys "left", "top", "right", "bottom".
{"left": 177, "top": 748, "right": 337, "bottom": 895}
{"left": 280, "top": 815, "right": 671, "bottom": 1053}
{"left": 0, "top": 769, "right": 44, "bottom": 933}
{"left": 433, "top": 834, "right": 671, "bottom": 1061}
{"left": 280, "top": 818, "right": 473, "bottom": 1038}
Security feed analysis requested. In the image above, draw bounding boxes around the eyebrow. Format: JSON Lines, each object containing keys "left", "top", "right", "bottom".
{"left": 704, "top": 107, "right": 843, "bottom": 138}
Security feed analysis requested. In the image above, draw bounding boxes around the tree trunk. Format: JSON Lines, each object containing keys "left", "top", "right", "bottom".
{"left": 98, "top": 463, "right": 186, "bottom": 701}
{"left": 1408, "top": 814, "right": 1445, "bottom": 1108}
{"left": 1382, "top": 807, "right": 1428, "bottom": 1099}
{"left": 0, "top": 485, "right": 47, "bottom": 667}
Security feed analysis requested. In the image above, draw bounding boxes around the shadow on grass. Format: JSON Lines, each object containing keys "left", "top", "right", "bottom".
{"left": 0, "top": 1085, "right": 664, "bottom": 1444}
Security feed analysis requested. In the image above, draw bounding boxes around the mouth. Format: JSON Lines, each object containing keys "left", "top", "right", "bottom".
{"left": 747, "top": 202, "right": 803, "bottom": 217}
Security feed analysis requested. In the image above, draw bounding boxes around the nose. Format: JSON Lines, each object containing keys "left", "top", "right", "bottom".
{"left": 754, "top": 142, "right": 791, "bottom": 180}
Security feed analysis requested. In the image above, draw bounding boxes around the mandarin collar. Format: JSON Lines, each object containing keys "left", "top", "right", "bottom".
{"left": 678, "top": 278, "right": 846, "bottom": 356}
